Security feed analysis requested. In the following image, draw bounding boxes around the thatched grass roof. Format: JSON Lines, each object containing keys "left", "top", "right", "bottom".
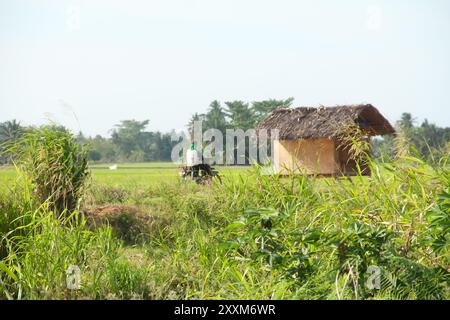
{"left": 257, "top": 104, "right": 395, "bottom": 140}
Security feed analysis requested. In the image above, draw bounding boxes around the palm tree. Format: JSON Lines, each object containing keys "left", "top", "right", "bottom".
{"left": 397, "top": 113, "right": 415, "bottom": 129}
{"left": 187, "top": 113, "right": 206, "bottom": 140}
{"left": 205, "top": 100, "right": 227, "bottom": 133}
{"left": 252, "top": 97, "right": 294, "bottom": 123}
{"left": 0, "top": 119, "right": 22, "bottom": 143}
{"left": 0, "top": 120, "right": 23, "bottom": 164}
{"left": 224, "top": 101, "right": 255, "bottom": 130}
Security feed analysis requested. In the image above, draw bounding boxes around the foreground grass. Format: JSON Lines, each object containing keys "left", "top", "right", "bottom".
{"left": 1, "top": 159, "right": 449, "bottom": 300}
{"left": 0, "top": 167, "right": 15, "bottom": 191}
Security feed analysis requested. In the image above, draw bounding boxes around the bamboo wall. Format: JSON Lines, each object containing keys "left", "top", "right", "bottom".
{"left": 273, "top": 138, "right": 371, "bottom": 176}
{"left": 273, "top": 139, "right": 338, "bottom": 175}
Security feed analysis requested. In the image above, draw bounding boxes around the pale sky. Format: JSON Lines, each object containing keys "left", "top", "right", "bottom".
{"left": 1, "top": 0, "right": 449, "bottom": 137}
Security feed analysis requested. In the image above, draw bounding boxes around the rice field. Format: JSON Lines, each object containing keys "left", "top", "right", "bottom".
{"left": 0, "top": 163, "right": 250, "bottom": 189}
{"left": 91, "top": 163, "right": 250, "bottom": 186}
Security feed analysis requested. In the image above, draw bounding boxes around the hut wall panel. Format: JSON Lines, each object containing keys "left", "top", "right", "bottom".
{"left": 335, "top": 138, "right": 372, "bottom": 176}
{"left": 273, "top": 139, "right": 338, "bottom": 175}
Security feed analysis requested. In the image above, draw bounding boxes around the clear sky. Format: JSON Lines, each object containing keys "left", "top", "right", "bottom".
{"left": 1, "top": 0, "right": 449, "bottom": 137}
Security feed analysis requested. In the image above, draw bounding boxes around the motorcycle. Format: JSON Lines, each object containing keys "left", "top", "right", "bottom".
{"left": 179, "top": 163, "right": 222, "bottom": 185}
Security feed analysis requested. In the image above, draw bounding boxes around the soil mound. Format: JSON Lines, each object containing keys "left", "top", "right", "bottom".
{"left": 86, "top": 205, "right": 169, "bottom": 244}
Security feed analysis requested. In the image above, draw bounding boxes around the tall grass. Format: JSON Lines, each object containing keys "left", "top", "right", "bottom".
{"left": 214, "top": 149, "right": 449, "bottom": 299}
{"left": 0, "top": 128, "right": 151, "bottom": 299}
{"left": 0, "top": 126, "right": 449, "bottom": 299}
{"left": 9, "top": 127, "right": 90, "bottom": 214}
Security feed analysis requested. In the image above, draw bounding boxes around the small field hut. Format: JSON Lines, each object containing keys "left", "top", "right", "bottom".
{"left": 257, "top": 104, "right": 395, "bottom": 176}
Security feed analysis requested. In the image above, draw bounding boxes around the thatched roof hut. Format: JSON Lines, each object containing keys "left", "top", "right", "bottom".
{"left": 257, "top": 104, "right": 395, "bottom": 140}
{"left": 257, "top": 104, "right": 394, "bottom": 176}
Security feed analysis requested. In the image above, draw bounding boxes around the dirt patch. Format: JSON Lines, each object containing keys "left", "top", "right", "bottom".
{"left": 85, "top": 205, "right": 170, "bottom": 244}
{"left": 89, "top": 205, "right": 139, "bottom": 218}
{"left": 89, "top": 186, "right": 130, "bottom": 205}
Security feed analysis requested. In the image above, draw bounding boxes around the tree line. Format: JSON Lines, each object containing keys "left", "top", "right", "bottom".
{"left": 1, "top": 101, "right": 449, "bottom": 164}
{"left": 373, "top": 113, "right": 450, "bottom": 161}
{"left": 0, "top": 98, "right": 295, "bottom": 164}
{"left": 187, "top": 98, "right": 294, "bottom": 134}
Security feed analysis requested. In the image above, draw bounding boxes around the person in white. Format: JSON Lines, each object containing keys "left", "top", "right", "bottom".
{"left": 186, "top": 143, "right": 202, "bottom": 177}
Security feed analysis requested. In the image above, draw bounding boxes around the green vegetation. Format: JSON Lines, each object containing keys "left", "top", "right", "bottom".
{"left": 1, "top": 98, "right": 296, "bottom": 164}
{"left": 10, "top": 127, "right": 90, "bottom": 214}
{"left": 2, "top": 108, "right": 450, "bottom": 165}
{"left": 373, "top": 113, "right": 450, "bottom": 161}
{"left": 0, "top": 127, "right": 448, "bottom": 300}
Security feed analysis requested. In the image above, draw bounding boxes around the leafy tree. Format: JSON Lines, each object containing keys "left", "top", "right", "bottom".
{"left": 0, "top": 120, "right": 22, "bottom": 142}
{"left": 373, "top": 113, "right": 450, "bottom": 161}
{"left": 89, "top": 135, "right": 116, "bottom": 162}
{"left": 397, "top": 113, "right": 415, "bottom": 129}
{"left": 224, "top": 100, "right": 255, "bottom": 130}
{"left": 88, "top": 149, "right": 102, "bottom": 161}
{"left": 187, "top": 113, "right": 206, "bottom": 140}
{"left": 416, "top": 119, "right": 450, "bottom": 157}
{"left": 111, "top": 120, "right": 150, "bottom": 160}
{"left": 160, "top": 131, "right": 179, "bottom": 161}
{"left": 0, "top": 120, "right": 23, "bottom": 164}
{"left": 252, "top": 97, "right": 294, "bottom": 123}
{"left": 145, "top": 131, "right": 180, "bottom": 161}
{"left": 204, "top": 100, "right": 227, "bottom": 133}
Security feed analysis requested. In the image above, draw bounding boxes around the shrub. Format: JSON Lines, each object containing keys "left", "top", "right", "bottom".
{"left": 10, "top": 127, "right": 90, "bottom": 215}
